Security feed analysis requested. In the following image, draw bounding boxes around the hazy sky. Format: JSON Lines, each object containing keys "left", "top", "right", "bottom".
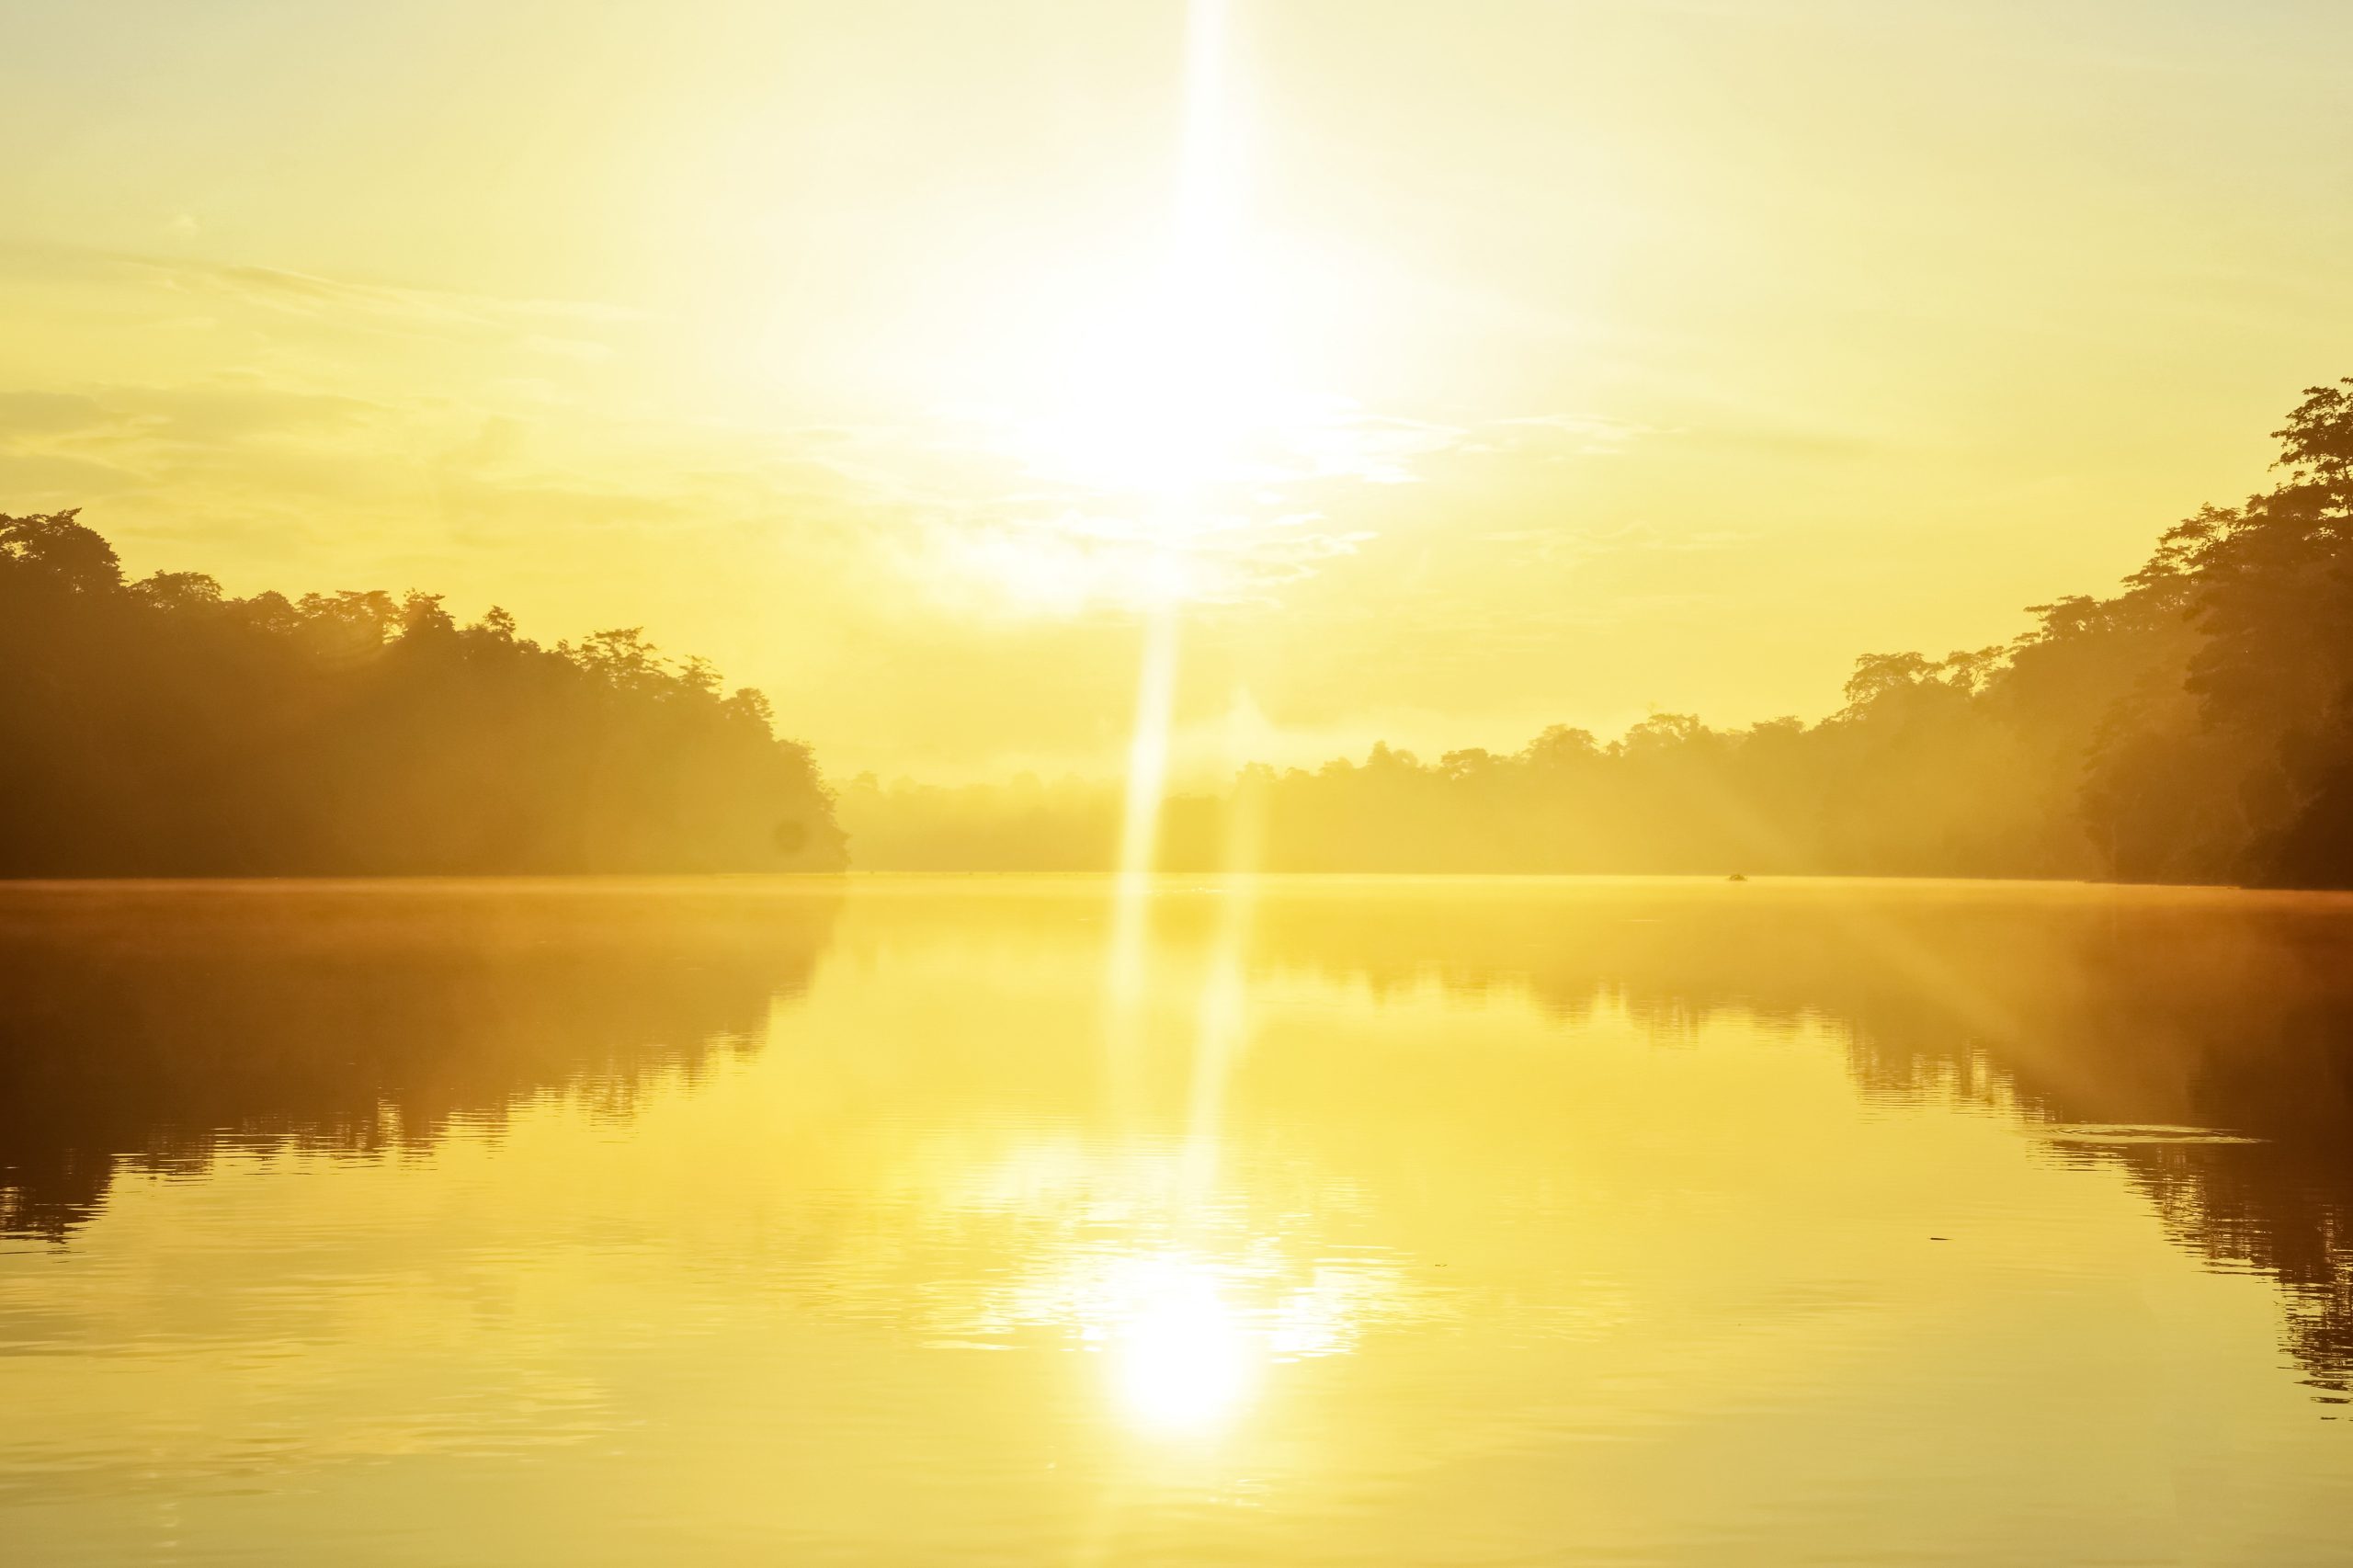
{"left": 6, "top": 0, "right": 2351, "bottom": 780}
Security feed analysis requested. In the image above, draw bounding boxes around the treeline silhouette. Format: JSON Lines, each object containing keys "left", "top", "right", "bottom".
{"left": 0, "top": 511, "right": 845, "bottom": 875}
{"left": 849, "top": 380, "right": 2353, "bottom": 886}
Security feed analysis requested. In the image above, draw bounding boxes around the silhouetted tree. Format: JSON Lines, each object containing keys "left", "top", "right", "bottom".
{"left": 843, "top": 381, "right": 2353, "bottom": 889}
{"left": 0, "top": 512, "right": 846, "bottom": 875}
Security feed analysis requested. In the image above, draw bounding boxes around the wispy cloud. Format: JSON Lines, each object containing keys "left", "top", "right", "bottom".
{"left": 132, "top": 256, "right": 643, "bottom": 334}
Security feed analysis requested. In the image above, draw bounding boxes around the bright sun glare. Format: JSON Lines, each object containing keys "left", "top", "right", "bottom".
{"left": 1107, "top": 1256, "right": 1256, "bottom": 1434}
{"left": 972, "top": 0, "right": 1307, "bottom": 611}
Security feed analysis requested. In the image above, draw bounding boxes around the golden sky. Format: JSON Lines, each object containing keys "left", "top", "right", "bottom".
{"left": 5, "top": 0, "right": 2351, "bottom": 780}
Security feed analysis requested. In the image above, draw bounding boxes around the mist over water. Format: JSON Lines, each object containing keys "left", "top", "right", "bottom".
{"left": 3, "top": 877, "right": 2349, "bottom": 1563}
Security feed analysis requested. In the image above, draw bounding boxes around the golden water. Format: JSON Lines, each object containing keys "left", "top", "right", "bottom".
{"left": 2, "top": 877, "right": 2348, "bottom": 1563}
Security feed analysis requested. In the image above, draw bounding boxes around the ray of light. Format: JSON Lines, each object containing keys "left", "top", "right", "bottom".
{"left": 1102, "top": 0, "right": 1239, "bottom": 1085}
{"left": 1102, "top": 602, "right": 1180, "bottom": 1127}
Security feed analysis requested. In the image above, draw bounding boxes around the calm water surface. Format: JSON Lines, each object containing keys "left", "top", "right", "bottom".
{"left": 2, "top": 876, "right": 2349, "bottom": 1564}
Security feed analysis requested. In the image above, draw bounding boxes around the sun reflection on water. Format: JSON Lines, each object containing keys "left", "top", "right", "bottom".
{"left": 924, "top": 1132, "right": 1413, "bottom": 1438}
{"left": 1103, "top": 1255, "right": 1254, "bottom": 1434}
{"left": 956, "top": 1225, "right": 1405, "bottom": 1438}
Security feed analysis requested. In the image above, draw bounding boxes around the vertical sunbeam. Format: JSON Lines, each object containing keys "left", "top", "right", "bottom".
{"left": 1175, "top": 0, "right": 1233, "bottom": 267}
{"left": 1100, "top": 0, "right": 1239, "bottom": 1113}
{"left": 1115, "top": 607, "right": 1182, "bottom": 898}
{"left": 1103, "top": 603, "right": 1180, "bottom": 1116}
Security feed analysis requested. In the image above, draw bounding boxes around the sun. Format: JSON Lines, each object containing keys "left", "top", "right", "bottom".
{"left": 1011, "top": 269, "right": 1273, "bottom": 503}
{"left": 981, "top": 0, "right": 1291, "bottom": 545}
{"left": 931, "top": 0, "right": 1393, "bottom": 619}
{"left": 1018, "top": 0, "right": 1260, "bottom": 506}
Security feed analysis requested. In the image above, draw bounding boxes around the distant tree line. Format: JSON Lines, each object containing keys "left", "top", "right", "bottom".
{"left": 0, "top": 511, "right": 845, "bottom": 874}
{"left": 847, "top": 380, "right": 2353, "bottom": 887}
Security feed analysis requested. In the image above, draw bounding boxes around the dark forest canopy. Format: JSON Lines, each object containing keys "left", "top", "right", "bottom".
{"left": 14, "top": 380, "right": 2353, "bottom": 884}
{"left": 847, "top": 380, "right": 2353, "bottom": 888}
{"left": 0, "top": 513, "right": 845, "bottom": 875}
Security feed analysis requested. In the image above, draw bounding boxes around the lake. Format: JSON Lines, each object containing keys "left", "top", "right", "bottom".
{"left": 2, "top": 876, "right": 2348, "bottom": 1564}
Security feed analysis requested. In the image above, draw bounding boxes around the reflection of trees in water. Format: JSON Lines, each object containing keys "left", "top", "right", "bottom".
{"left": 7, "top": 880, "right": 2347, "bottom": 1396}
{"left": 0, "top": 883, "right": 839, "bottom": 1241}
{"left": 1234, "top": 883, "right": 2353, "bottom": 1401}
{"left": 2107, "top": 1144, "right": 2353, "bottom": 1401}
